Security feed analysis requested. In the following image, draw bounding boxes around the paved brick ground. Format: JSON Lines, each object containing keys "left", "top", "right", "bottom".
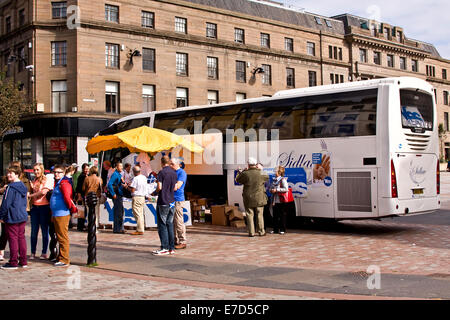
{"left": 0, "top": 262, "right": 319, "bottom": 300}
{"left": 71, "top": 218, "right": 448, "bottom": 277}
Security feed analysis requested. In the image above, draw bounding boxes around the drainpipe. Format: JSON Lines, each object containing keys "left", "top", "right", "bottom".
{"left": 319, "top": 31, "right": 324, "bottom": 85}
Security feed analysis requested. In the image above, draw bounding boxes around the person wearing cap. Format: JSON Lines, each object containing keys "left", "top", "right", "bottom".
{"left": 235, "top": 157, "right": 269, "bottom": 237}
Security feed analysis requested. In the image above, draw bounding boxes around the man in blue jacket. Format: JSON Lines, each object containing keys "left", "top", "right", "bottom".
{"left": 0, "top": 166, "right": 29, "bottom": 269}
{"left": 107, "top": 162, "right": 126, "bottom": 234}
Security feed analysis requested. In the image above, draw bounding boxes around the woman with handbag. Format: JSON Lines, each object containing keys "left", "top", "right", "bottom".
{"left": 270, "top": 166, "right": 290, "bottom": 235}
{"left": 28, "top": 163, "right": 52, "bottom": 260}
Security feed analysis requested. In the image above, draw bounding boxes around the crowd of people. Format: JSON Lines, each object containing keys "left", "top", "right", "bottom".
{"left": 0, "top": 154, "right": 190, "bottom": 268}
{"left": 0, "top": 154, "right": 292, "bottom": 268}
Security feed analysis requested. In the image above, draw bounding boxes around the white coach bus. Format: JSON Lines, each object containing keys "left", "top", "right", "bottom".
{"left": 96, "top": 77, "right": 440, "bottom": 220}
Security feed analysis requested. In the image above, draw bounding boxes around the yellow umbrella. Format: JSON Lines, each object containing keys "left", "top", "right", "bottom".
{"left": 86, "top": 126, "right": 203, "bottom": 155}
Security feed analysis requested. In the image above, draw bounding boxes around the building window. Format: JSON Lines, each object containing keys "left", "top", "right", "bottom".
{"left": 142, "top": 48, "right": 155, "bottom": 72}
{"left": 286, "top": 68, "right": 295, "bottom": 88}
{"left": 400, "top": 57, "right": 406, "bottom": 70}
{"left": 18, "top": 9, "right": 25, "bottom": 27}
{"left": 236, "top": 92, "right": 246, "bottom": 102}
{"left": 445, "top": 112, "right": 449, "bottom": 131}
{"left": 105, "top": 81, "right": 119, "bottom": 113}
{"left": 308, "top": 71, "right": 317, "bottom": 87}
{"left": 52, "top": 80, "right": 67, "bottom": 113}
{"left": 387, "top": 54, "right": 394, "bottom": 68}
{"left": 307, "top": 42, "right": 316, "bottom": 56}
{"left": 5, "top": 16, "right": 11, "bottom": 33}
{"left": 383, "top": 27, "right": 390, "bottom": 39}
{"left": 426, "top": 65, "right": 436, "bottom": 77}
{"left": 328, "top": 46, "right": 343, "bottom": 60}
{"left": 262, "top": 64, "right": 271, "bottom": 85}
{"left": 206, "top": 22, "right": 217, "bottom": 39}
{"left": 330, "top": 73, "right": 344, "bottom": 84}
{"left": 105, "top": 4, "right": 119, "bottom": 23}
{"left": 207, "top": 56, "right": 218, "bottom": 80}
{"left": 105, "top": 43, "right": 119, "bottom": 68}
{"left": 396, "top": 31, "right": 403, "bottom": 42}
{"left": 325, "top": 19, "right": 332, "bottom": 28}
{"left": 52, "top": 2, "right": 67, "bottom": 19}
{"left": 359, "top": 49, "right": 367, "bottom": 63}
{"left": 207, "top": 90, "right": 218, "bottom": 105}
{"left": 52, "top": 41, "right": 67, "bottom": 66}
{"left": 142, "top": 85, "right": 155, "bottom": 112}
{"left": 444, "top": 91, "right": 449, "bottom": 106}
{"left": 176, "top": 88, "right": 188, "bottom": 108}
{"left": 314, "top": 17, "right": 322, "bottom": 25}
{"left": 443, "top": 69, "right": 447, "bottom": 80}
{"left": 235, "top": 28, "right": 245, "bottom": 44}
{"left": 373, "top": 52, "right": 381, "bottom": 65}
{"left": 141, "top": 11, "right": 154, "bottom": 28}
{"left": 260, "top": 33, "right": 270, "bottom": 48}
{"left": 17, "top": 46, "right": 25, "bottom": 72}
{"left": 285, "top": 38, "right": 293, "bottom": 52}
{"left": 175, "top": 17, "right": 187, "bottom": 34}
{"left": 176, "top": 53, "right": 188, "bottom": 76}
{"left": 236, "top": 61, "right": 246, "bottom": 82}
{"left": 434, "top": 89, "right": 437, "bottom": 104}
{"left": 412, "top": 60, "right": 418, "bottom": 72}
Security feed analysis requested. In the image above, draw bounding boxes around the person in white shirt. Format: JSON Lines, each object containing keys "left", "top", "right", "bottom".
{"left": 127, "top": 165, "right": 148, "bottom": 235}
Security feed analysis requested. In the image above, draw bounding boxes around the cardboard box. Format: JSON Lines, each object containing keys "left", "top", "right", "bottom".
{"left": 228, "top": 208, "right": 245, "bottom": 221}
{"left": 197, "top": 198, "right": 208, "bottom": 206}
{"left": 211, "top": 205, "right": 228, "bottom": 226}
{"left": 194, "top": 205, "right": 206, "bottom": 211}
{"left": 230, "top": 220, "right": 247, "bottom": 228}
{"left": 224, "top": 206, "right": 236, "bottom": 215}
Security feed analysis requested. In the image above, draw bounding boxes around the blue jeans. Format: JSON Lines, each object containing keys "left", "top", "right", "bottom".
{"left": 113, "top": 195, "right": 124, "bottom": 233}
{"left": 30, "top": 205, "right": 50, "bottom": 255}
{"left": 156, "top": 205, "right": 175, "bottom": 251}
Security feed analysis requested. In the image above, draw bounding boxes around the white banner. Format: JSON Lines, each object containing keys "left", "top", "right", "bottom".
{"left": 99, "top": 199, "right": 192, "bottom": 228}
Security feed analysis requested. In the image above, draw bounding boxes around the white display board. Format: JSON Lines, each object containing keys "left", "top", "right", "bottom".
{"left": 99, "top": 199, "right": 192, "bottom": 228}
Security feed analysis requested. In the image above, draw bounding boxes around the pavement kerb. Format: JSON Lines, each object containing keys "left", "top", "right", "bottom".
{"left": 73, "top": 263, "right": 426, "bottom": 300}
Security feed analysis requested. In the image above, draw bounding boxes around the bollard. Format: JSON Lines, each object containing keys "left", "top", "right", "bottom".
{"left": 85, "top": 192, "right": 98, "bottom": 266}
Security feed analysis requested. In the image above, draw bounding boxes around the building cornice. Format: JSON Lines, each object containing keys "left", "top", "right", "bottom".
{"left": 426, "top": 77, "right": 450, "bottom": 86}
{"left": 346, "top": 33, "right": 429, "bottom": 59}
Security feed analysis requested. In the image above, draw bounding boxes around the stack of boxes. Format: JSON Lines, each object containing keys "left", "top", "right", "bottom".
{"left": 210, "top": 205, "right": 246, "bottom": 228}
{"left": 186, "top": 192, "right": 246, "bottom": 228}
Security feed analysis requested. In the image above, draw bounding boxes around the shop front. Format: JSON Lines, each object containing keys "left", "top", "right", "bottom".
{"left": 1, "top": 115, "right": 115, "bottom": 175}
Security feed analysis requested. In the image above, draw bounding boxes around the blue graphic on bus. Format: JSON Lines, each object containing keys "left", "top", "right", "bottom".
{"left": 324, "top": 176, "right": 332, "bottom": 187}
{"left": 401, "top": 106, "right": 426, "bottom": 127}
{"left": 312, "top": 153, "right": 322, "bottom": 164}
{"left": 264, "top": 167, "right": 308, "bottom": 197}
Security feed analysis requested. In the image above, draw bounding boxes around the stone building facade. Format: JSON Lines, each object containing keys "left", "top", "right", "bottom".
{"left": 0, "top": 0, "right": 449, "bottom": 171}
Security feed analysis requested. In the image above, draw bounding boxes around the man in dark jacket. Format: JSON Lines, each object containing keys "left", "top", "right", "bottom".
{"left": 0, "top": 166, "right": 29, "bottom": 269}
{"left": 235, "top": 157, "right": 269, "bottom": 237}
{"left": 107, "top": 162, "right": 126, "bottom": 234}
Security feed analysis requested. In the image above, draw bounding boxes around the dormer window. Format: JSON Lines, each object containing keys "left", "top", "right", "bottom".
{"left": 314, "top": 17, "right": 322, "bottom": 25}
{"left": 396, "top": 31, "right": 403, "bottom": 42}
{"left": 383, "top": 27, "right": 390, "bottom": 39}
{"left": 325, "top": 19, "right": 332, "bottom": 28}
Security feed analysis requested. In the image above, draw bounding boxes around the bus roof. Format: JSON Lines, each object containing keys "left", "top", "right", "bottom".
{"left": 104, "top": 76, "right": 431, "bottom": 129}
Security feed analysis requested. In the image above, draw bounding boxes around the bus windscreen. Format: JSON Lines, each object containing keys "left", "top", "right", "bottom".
{"left": 400, "top": 90, "right": 433, "bottom": 131}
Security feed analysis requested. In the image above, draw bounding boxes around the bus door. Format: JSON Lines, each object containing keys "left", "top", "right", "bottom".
{"left": 333, "top": 168, "right": 378, "bottom": 219}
